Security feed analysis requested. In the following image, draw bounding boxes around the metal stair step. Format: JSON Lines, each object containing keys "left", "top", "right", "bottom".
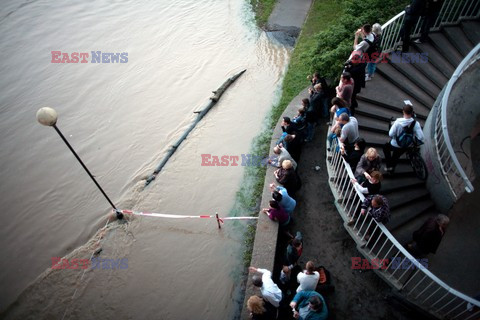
{"left": 442, "top": 25, "right": 475, "bottom": 56}
{"left": 355, "top": 113, "right": 390, "bottom": 134}
{"left": 376, "top": 63, "right": 435, "bottom": 109}
{"left": 408, "top": 46, "right": 450, "bottom": 90}
{"left": 386, "top": 56, "right": 441, "bottom": 99}
{"left": 412, "top": 42, "right": 456, "bottom": 78}
{"left": 356, "top": 73, "right": 431, "bottom": 118}
{"left": 356, "top": 96, "right": 428, "bottom": 121}
{"left": 386, "top": 187, "right": 430, "bottom": 209}
{"left": 381, "top": 176, "right": 425, "bottom": 194}
{"left": 388, "top": 199, "right": 435, "bottom": 232}
{"left": 389, "top": 209, "right": 437, "bottom": 246}
{"left": 460, "top": 20, "right": 480, "bottom": 46}
{"left": 428, "top": 32, "right": 464, "bottom": 68}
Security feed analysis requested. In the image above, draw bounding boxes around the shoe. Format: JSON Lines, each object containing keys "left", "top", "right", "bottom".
{"left": 365, "top": 75, "right": 372, "bottom": 81}
{"left": 413, "top": 39, "right": 422, "bottom": 44}
{"left": 347, "top": 219, "right": 355, "bottom": 226}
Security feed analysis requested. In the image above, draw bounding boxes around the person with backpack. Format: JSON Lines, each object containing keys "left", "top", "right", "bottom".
{"left": 365, "top": 23, "right": 383, "bottom": 82}
{"left": 382, "top": 104, "right": 424, "bottom": 174}
{"left": 353, "top": 24, "right": 374, "bottom": 54}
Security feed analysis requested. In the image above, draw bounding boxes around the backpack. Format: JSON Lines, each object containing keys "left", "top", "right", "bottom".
{"left": 396, "top": 120, "right": 416, "bottom": 148}
{"left": 365, "top": 33, "right": 380, "bottom": 56}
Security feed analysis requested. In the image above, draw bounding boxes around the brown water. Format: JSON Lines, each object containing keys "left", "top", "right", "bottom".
{"left": 0, "top": 0, "right": 289, "bottom": 319}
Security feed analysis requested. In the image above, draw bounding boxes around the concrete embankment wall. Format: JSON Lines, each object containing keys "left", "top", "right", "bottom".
{"left": 240, "top": 88, "right": 308, "bottom": 319}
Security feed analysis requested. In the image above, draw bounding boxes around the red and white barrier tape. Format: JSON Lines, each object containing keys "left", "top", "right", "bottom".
{"left": 118, "top": 209, "right": 258, "bottom": 222}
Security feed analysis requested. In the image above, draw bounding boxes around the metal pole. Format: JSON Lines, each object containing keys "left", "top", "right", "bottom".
{"left": 52, "top": 124, "right": 123, "bottom": 219}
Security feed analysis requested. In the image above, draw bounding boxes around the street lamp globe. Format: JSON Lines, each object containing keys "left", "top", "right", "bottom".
{"left": 36, "top": 107, "right": 58, "bottom": 126}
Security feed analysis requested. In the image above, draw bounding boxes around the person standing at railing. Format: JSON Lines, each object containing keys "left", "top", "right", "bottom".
{"left": 407, "top": 214, "right": 450, "bottom": 257}
{"left": 383, "top": 104, "right": 424, "bottom": 174}
{"left": 335, "top": 72, "right": 354, "bottom": 107}
{"left": 338, "top": 113, "right": 359, "bottom": 153}
{"left": 401, "top": 0, "right": 444, "bottom": 52}
{"left": 341, "top": 138, "right": 366, "bottom": 170}
{"left": 365, "top": 23, "right": 383, "bottom": 81}
{"left": 249, "top": 266, "right": 283, "bottom": 310}
{"left": 348, "top": 195, "right": 390, "bottom": 243}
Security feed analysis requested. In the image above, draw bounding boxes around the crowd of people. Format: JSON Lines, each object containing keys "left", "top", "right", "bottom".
{"left": 245, "top": 16, "right": 452, "bottom": 319}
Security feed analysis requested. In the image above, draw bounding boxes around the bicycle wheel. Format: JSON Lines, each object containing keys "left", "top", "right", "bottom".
{"left": 409, "top": 152, "right": 428, "bottom": 180}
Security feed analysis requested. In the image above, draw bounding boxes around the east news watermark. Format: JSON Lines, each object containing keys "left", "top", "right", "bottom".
{"left": 351, "top": 52, "right": 429, "bottom": 64}
{"left": 201, "top": 154, "right": 275, "bottom": 166}
{"left": 51, "top": 51, "right": 128, "bottom": 63}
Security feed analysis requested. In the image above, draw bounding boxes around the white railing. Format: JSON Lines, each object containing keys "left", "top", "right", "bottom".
{"left": 326, "top": 138, "right": 480, "bottom": 319}
{"left": 380, "top": 0, "right": 480, "bottom": 52}
{"left": 434, "top": 44, "right": 479, "bottom": 199}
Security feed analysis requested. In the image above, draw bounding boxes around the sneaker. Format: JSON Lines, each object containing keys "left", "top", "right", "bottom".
{"left": 347, "top": 219, "right": 355, "bottom": 226}
{"left": 413, "top": 39, "right": 422, "bottom": 44}
{"left": 365, "top": 75, "right": 372, "bottom": 81}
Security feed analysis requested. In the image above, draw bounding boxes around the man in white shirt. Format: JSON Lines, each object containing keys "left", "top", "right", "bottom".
{"left": 353, "top": 24, "right": 374, "bottom": 53}
{"left": 383, "top": 104, "right": 424, "bottom": 173}
{"left": 249, "top": 266, "right": 283, "bottom": 308}
{"left": 296, "top": 261, "right": 320, "bottom": 292}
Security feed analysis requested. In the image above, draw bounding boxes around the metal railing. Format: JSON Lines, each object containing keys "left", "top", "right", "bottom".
{"left": 434, "top": 44, "right": 480, "bottom": 199}
{"left": 380, "top": 0, "right": 480, "bottom": 53}
{"left": 326, "top": 138, "right": 480, "bottom": 319}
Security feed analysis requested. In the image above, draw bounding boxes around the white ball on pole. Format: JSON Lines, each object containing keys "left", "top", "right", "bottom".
{"left": 36, "top": 107, "right": 58, "bottom": 126}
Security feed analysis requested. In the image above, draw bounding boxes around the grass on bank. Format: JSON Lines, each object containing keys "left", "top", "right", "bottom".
{"left": 249, "top": 0, "right": 277, "bottom": 27}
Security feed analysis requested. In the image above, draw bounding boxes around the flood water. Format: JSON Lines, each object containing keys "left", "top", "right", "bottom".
{"left": 0, "top": 1, "right": 289, "bottom": 319}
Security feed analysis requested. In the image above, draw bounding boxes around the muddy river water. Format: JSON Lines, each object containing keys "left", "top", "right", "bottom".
{"left": 0, "top": 0, "right": 289, "bottom": 319}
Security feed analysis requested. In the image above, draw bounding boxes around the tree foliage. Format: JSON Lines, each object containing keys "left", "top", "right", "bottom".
{"left": 311, "top": 0, "right": 409, "bottom": 82}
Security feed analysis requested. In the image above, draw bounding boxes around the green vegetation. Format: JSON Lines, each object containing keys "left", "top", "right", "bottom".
{"left": 249, "top": 0, "right": 277, "bottom": 27}
{"left": 311, "top": 0, "right": 409, "bottom": 82}
{"left": 270, "top": 0, "right": 344, "bottom": 128}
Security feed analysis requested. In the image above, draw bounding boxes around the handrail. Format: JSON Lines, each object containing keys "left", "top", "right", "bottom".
{"left": 326, "top": 137, "right": 480, "bottom": 319}
{"left": 380, "top": 0, "right": 480, "bottom": 53}
{"left": 435, "top": 44, "right": 480, "bottom": 197}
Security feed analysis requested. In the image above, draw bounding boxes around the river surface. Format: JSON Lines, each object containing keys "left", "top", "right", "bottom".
{"left": 0, "top": 1, "right": 289, "bottom": 319}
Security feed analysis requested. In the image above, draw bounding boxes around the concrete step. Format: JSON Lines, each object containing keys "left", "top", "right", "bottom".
{"left": 386, "top": 56, "right": 441, "bottom": 99}
{"left": 356, "top": 73, "right": 431, "bottom": 118}
{"left": 428, "top": 32, "right": 464, "bottom": 68}
{"left": 387, "top": 187, "right": 430, "bottom": 210}
{"left": 358, "top": 128, "right": 388, "bottom": 147}
{"left": 355, "top": 113, "right": 390, "bottom": 134}
{"left": 389, "top": 210, "right": 437, "bottom": 246}
{"left": 376, "top": 63, "right": 435, "bottom": 109}
{"left": 356, "top": 97, "right": 428, "bottom": 122}
{"left": 408, "top": 46, "right": 450, "bottom": 90}
{"left": 460, "top": 20, "right": 480, "bottom": 46}
{"left": 412, "top": 42, "right": 456, "bottom": 79}
{"left": 442, "top": 25, "right": 475, "bottom": 57}
{"left": 381, "top": 176, "right": 425, "bottom": 194}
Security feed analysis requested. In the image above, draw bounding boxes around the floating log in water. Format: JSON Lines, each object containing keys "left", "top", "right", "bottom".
{"left": 145, "top": 69, "right": 246, "bottom": 187}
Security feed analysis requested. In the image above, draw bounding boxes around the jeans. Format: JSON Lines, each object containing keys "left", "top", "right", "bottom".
{"left": 366, "top": 62, "right": 377, "bottom": 76}
{"left": 382, "top": 142, "right": 407, "bottom": 170}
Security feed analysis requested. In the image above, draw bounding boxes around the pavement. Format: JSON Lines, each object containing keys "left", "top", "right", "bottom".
{"left": 265, "top": 0, "right": 312, "bottom": 47}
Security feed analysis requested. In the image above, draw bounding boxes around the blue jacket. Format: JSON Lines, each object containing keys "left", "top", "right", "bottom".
{"left": 292, "top": 291, "right": 328, "bottom": 320}
{"left": 277, "top": 186, "right": 296, "bottom": 214}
